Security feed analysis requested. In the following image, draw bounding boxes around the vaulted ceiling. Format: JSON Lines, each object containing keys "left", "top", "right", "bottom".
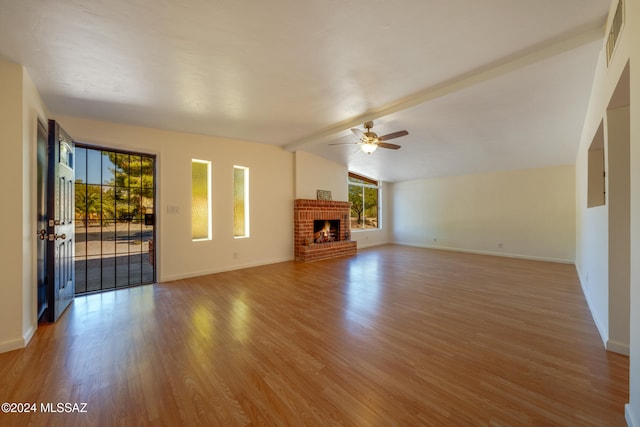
{"left": 0, "top": 0, "right": 611, "bottom": 182}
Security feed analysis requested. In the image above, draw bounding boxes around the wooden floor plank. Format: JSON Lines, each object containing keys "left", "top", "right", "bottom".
{"left": 0, "top": 245, "right": 629, "bottom": 426}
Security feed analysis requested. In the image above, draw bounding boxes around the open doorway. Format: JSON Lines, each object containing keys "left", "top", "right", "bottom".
{"left": 74, "top": 145, "right": 156, "bottom": 294}
{"left": 606, "top": 62, "right": 630, "bottom": 353}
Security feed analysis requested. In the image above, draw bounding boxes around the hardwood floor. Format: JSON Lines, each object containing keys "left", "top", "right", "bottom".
{"left": 0, "top": 245, "right": 629, "bottom": 426}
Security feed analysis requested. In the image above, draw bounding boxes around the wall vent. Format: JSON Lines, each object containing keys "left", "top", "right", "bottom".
{"left": 606, "top": 0, "right": 624, "bottom": 66}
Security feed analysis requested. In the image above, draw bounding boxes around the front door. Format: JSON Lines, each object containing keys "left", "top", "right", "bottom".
{"left": 47, "top": 120, "right": 75, "bottom": 322}
{"left": 36, "top": 121, "right": 48, "bottom": 319}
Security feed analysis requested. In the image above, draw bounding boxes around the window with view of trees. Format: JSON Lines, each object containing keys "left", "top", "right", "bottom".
{"left": 348, "top": 172, "right": 379, "bottom": 230}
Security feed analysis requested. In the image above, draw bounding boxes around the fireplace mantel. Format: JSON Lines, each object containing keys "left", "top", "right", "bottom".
{"left": 294, "top": 199, "right": 357, "bottom": 262}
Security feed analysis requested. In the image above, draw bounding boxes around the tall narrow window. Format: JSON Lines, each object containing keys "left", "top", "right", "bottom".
{"left": 348, "top": 172, "right": 380, "bottom": 229}
{"left": 233, "top": 165, "right": 250, "bottom": 238}
{"left": 192, "top": 159, "right": 211, "bottom": 241}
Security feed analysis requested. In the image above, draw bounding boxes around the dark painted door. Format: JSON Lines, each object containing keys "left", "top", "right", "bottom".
{"left": 47, "top": 120, "right": 75, "bottom": 322}
{"left": 36, "top": 121, "right": 48, "bottom": 319}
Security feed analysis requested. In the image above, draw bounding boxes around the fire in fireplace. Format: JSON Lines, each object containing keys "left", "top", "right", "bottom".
{"left": 313, "top": 220, "right": 340, "bottom": 243}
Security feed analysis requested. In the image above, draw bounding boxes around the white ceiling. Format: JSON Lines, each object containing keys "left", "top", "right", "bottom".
{"left": 0, "top": 0, "right": 610, "bottom": 182}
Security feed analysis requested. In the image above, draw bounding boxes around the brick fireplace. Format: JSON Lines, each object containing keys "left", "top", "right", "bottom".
{"left": 294, "top": 199, "right": 357, "bottom": 262}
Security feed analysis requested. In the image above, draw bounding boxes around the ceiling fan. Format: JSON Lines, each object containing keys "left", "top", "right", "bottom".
{"left": 330, "top": 121, "right": 409, "bottom": 154}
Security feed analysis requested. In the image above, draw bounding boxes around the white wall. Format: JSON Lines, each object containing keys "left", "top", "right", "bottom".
{"left": 576, "top": 60, "right": 631, "bottom": 357}
{"left": 391, "top": 165, "right": 576, "bottom": 262}
{"left": 0, "top": 60, "right": 49, "bottom": 353}
{"left": 577, "top": 1, "right": 634, "bottom": 350}
{"left": 55, "top": 116, "right": 295, "bottom": 282}
{"left": 294, "top": 151, "right": 348, "bottom": 201}
{"left": 576, "top": 201, "right": 609, "bottom": 344}
{"left": 0, "top": 61, "right": 26, "bottom": 352}
{"left": 625, "top": 0, "right": 640, "bottom": 423}
{"left": 575, "top": 0, "right": 638, "bottom": 424}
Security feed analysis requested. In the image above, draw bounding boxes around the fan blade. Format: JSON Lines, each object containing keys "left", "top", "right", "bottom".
{"left": 351, "top": 128, "right": 366, "bottom": 140}
{"left": 328, "top": 142, "right": 358, "bottom": 146}
{"left": 378, "top": 130, "right": 408, "bottom": 141}
{"left": 378, "top": 142, "right": 401, "bottom": 150}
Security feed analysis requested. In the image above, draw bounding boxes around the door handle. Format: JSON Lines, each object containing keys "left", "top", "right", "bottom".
{"left": 47, "top": 233, "right": 67, "bottom": 241}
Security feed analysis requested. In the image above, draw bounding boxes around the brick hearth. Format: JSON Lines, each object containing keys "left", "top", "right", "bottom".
{"left": 294, "top": 199, "right": 357, "bottom": 262}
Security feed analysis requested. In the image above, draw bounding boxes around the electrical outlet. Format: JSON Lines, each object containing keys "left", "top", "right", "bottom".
{"left": 433, "top": 237, "right": 438, "bottom": 243}
{"left": 233, "top": 252, "right": 238, "bottom": 260}
{"left": 497, "top": 242, "right": 503, "bottom": 248}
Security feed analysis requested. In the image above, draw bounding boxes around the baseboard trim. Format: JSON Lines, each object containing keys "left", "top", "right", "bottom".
{"left": 354, "top": 241, "right": 390, "bottom": 249}
{"left": 393, "top": 242, "right": 574, "bottom": 264}
{"left": 160, "top": 256, "right": 294, "bottom": 282}
{"left": 626, "top": 404, "right": 639, "bottom": 427}
{"left": 0, "top": 337, "right": 25, "bottom": 354}
{"left": 23, "top": 324, "right": 36, "bottom": 347}
{"left": 607, "top": 339, "right": 630, "bottom": 355}
{"left": 0, "top": 323, "right": 38, "bottom": 354}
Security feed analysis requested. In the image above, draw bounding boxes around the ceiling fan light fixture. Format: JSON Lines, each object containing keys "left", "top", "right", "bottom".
{"left": 361, "top": 142, "right": 377, "bottom": 154}
{"left": 329, "top": 121, "right": 407, "bottom": 152}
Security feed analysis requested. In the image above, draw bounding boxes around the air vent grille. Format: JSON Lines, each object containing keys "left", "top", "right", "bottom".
{"left": 606, "top": 0, "right": 624, "bottom": 65}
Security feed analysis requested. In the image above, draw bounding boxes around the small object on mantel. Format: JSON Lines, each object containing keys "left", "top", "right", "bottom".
{"left": 316, "top": 190, "right": 332, "bottom": 201}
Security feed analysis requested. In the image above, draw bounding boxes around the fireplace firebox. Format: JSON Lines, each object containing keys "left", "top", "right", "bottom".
{"left": 314, "top": 220, "right": 340, "bottom": 243}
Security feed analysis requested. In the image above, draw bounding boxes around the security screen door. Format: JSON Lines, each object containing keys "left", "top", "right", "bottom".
{"left": 74, "top": 145, "right": 156, "bottom": 294}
